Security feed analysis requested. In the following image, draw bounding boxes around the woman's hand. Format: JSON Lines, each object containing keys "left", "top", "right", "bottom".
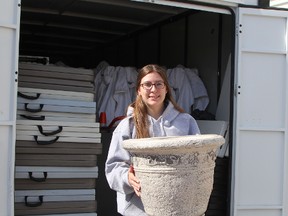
{"left": 128, "top": 165, "right": 141, "bottom": 196}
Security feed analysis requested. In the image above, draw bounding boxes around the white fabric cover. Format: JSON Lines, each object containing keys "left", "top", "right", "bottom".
{"left": 94, "top": 64, "right": 137, "bottom": 125}
{"left": 167, "top": 65, "right": 209, "bottom": 113}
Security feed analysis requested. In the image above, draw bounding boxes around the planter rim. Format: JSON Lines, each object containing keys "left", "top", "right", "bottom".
{"left": 123, "top": 134, "right": 224, "bottom": 151}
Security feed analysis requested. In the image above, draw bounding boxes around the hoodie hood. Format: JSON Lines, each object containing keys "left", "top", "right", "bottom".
{"left": 126, "top": 105, "right": 134, "bottom": 117}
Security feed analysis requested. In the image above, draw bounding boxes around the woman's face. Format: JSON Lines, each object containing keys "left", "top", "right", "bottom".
{"left": 138, "top": 71, "right": 167, "bottom": 110}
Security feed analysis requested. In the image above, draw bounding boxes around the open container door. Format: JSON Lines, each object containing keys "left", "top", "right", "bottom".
{"left": 232, "top": 6, "right": 288, "bottom": 216}
{"left": 0, "top": 0, "right": 21, "bottom": 215}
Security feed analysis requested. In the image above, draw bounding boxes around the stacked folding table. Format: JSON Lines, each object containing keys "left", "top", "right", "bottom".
{"left": 15, "top": 63, "right": 101, "bottom": 216}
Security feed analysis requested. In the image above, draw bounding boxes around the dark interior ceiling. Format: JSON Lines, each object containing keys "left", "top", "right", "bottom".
{"left": 20, "top": 0, "right": 189, "bottom": 62}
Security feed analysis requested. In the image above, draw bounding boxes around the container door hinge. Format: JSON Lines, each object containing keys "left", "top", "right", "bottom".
{"left": 236, "top": 24, "right": 243, "bottom": 36}
{"left": 235, "top": 85, "right": 241, "bottom": 96}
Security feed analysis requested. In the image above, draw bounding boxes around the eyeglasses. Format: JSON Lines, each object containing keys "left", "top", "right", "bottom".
{"left": 140, "top": 81, "right": 165, "bottom": 90}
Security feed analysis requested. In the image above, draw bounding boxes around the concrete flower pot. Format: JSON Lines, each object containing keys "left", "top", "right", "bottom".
{"left": 123, "top": 134, "right": 225, "bottom": 216}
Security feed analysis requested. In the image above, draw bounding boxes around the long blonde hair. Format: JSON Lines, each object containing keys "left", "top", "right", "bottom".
{"left": 130, "top": 64, "right": 184, "bottom": 138}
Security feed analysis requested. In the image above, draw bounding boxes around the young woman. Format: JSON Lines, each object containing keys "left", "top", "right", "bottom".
{"left": 105, "top": 64, "right": 200, "bottom": 216}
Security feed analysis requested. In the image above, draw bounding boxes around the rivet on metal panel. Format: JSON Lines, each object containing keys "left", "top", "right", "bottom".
{"left": 239, "top": 24, "right": 242, "bottom": 33}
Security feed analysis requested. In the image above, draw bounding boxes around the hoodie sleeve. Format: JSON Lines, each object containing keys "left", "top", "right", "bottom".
{"left": 188, "top": 114, "right": 201, "bottom": 135}
{"left": 105, "top": 118, "right": 134, "bottom": 195}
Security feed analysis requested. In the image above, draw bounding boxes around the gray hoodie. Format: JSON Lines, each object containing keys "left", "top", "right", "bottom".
{"left": 105, "top": 101, "right": 200, "bottom": 216}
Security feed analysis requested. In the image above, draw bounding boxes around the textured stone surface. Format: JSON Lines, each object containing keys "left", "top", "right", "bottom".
{"left": 123, "top": 134, "right": 225, "bottom": 216}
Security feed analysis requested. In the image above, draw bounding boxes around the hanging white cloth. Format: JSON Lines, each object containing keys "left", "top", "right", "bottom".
{"left": 183, "top": 67, "right": 209, "bottom": 111}
{"left": 112, "top": 67, "right": 135, "bottom": 122}
{"left": 167, "top": 67, "right": 195, "bottom": 114}
{"left": 93, "top": 61, "right": 109, "bottom": 104}
{"left": 94, "top": 65, "right": 116, "bottom": 114}
{"left": 96, "top": 66, "right": 137, "bottom": 125}
{"left": 93, "top": 60, "right": 109, "bottom": 76}
{"left": 126, "top": 67, "right": 138, "bottom": 102}
{"left": 167, "top": 65, "right": 209, "bottom": 113}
